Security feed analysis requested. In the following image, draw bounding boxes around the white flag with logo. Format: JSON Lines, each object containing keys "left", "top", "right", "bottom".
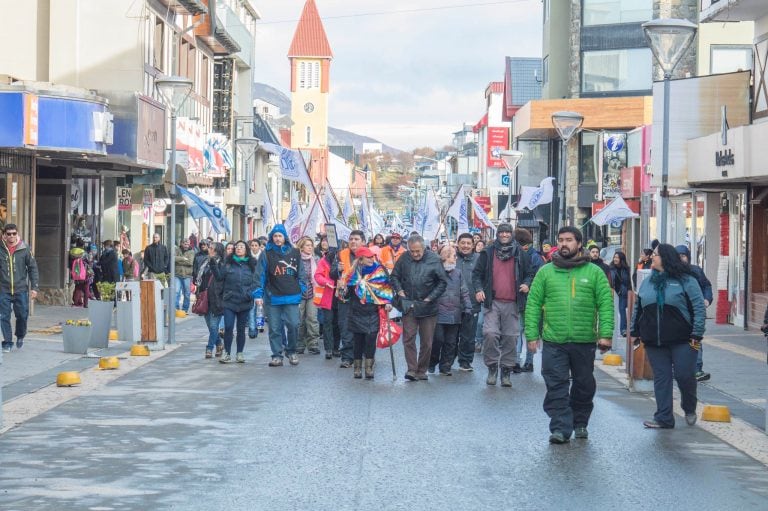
{"left": 590, "top": 196, "right": 639, "bottom": 226}
{"left": 446, "top": 185, "right": 469, "bottom": 235}
{"left": 333, "top": 218, "right": 353, "bottom": 241}
{"left": 516, "top": 177, "right": 555, "bottom": 211}
{"left": 261, "top": 142, "right": 314, "bottom": 191}
{"left": 370, "top": 206, "right": 386, "bottom": 235}
{"left": 262, "top": 185, "right": 274, "bottom": 229}
{"left": 342, "top": 190, "right": 353, "bottom": 223}
{"left": 302, "top": 195, "right": 322, "bottom": 238}
{"left": 284, "top": 189, "right": 303, "bottom": 243}
{"left": 422, "top": 189, "right": 441, "bottom": 241}
{"left": 323, "top": 183, "right": 340, "bottom": 221}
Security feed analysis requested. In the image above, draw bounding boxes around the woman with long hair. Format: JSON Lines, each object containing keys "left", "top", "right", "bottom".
{"left": 199, "top": 242, "right": 225, "bottom": 358}
{"left": 630, "top": 243, "right": 706, "bottom": 429}
{"left": 610, "top": 251, "right": 631, "bottom": 337}
{"left": 211, "top": 240, "right": 259, "bottom": 363}
{"left": 297, "top": 236, "right": 321, "bottom": 355}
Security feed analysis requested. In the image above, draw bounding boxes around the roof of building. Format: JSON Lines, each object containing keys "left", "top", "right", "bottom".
{"left": 287, "top": 0, "right": 333, "bottom": 58}
{"left": 504, "top": 57, "right": 542, "bottom": 121}
{"left": 329, "top": 145, "right": 355, "bottom": 162}
{"left": 485, "top": 81, "right": 505, "bottom": 98}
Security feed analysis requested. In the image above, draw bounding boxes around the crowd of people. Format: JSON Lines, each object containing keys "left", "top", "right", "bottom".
{"left": 0, "top": 217, "right": 724, "bottom": 444}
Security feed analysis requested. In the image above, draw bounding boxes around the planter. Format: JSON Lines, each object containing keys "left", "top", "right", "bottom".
{"left": 62, "top": 325, "right": 92, "bottom": 354}
{"left": 88, "top": 300, "right": 114, "bottom": 349}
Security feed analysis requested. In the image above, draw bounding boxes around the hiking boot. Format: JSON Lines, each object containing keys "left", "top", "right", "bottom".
{"left": 439, "top": 368, "right": 452, "bottom": 376}
{"left": 219, "top": 352, "right": 232, "bottom": 364}
{"left": 549, "top": 432, "right": 570, "bottom": 444}
{"left": 458, "top": 362, "right": 473, "bottom": 372}
{"left": 268, "top": 357, "right": 283, "bottom": 367}
{"left": 288, "top": 354, "right": 299, "bottom": 366}
{"left": 236, "top": 352, "right": 245, "bottom": 363}
{"left": 205, "top": 350, "right": 213, "bottom": 359}
{"left": 500, "top": 367, "right": 512, "bottom": 387}
{"left": 340, "top": 360, "right": 352, "bottom": 368}
{"left": 574, "top": 427, "right": 589, "bottom": 439}
{"left": 522, "top": 362, "right": 534, "bottom": 372}
{"left": 15, "top": 338, "right": 23, "bottom": 350}
{"left": 695, "top": 371, "right": 711, "bottom": 382}
{"left": 364, "top": 359, "right": 375, "bottom": 379}
{"left": 685, "top": 413, "right": 698, "bottom": 426}
{"left": 215, "top": 344, "right": 223, "bottom": 357}
{"left": 325, "top": 353, "right": 333, "bottom": 360}
{"left": 404, "top": 372, "right": 417, "bottom": 381}
{"left": 486, "top": 364, "right": 498, "bottom": 386}
{"left": 512, "top": 363, "right": 523, "bottom": 374}
{"left": 353, "top": 359, "right": 363, "bottom": 379}
{"left": 428, "top": 365, "right": 436, "bottom": 374}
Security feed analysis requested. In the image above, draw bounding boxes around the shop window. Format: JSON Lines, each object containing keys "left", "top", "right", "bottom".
{"left": 582, "top": 48, "right": 652, "bottom": 93}
{"left": 580, "top": 132, "right": 599, "bottom": 184}
{"left": 710, "top": 45, "right": 752, "bottom": 74}
{"left": 582, "top": 0, "right": 652, "bottom": 26}
{"left": 153, "top": 18, "right": 164, "bottom": 71}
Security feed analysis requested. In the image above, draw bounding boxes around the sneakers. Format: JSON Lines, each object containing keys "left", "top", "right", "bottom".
{"left": 332, "top": 350, "right": 341, "bottom": 358}
{"left": 417, "top": 374, "right": 429, "bottom": 381}
{"left": 404, "top": 371, "right": 417, "bottom": 381}
{"left": 248, "top": 329, "right": 257, "bottom": 339}
{"left": 511, "top": 363, "right": 523, "bottom": 374}
{"left": 325, "top": 353, "right": 333, "bottom": 360}
{"left": 643, "top": 420, "right": 673, "bottom": 429}
{"left": 296, "top": 348, "right": 305, "bottom": 355}
{"left": 549, "top": 432, "right": 570, "bottom": 444}
{"left": 458, "top": 362, "right": 473, "bottom": 372}
{"left": 438, "top": 368, "right": 452, "bottom": 376}
{"left": 236, "top": 352, "right": 245, "bottom": 363}
{"left": 339, "top": 360, "right": 352, "bottom": 368}
{"left": 574, "top": 427, "right": 588, "bottom": 439}
{"left": 288, "top": 354, "right": 299, "bottom": 366}
{"left": 215, "top": 344, "right": 223, "bottom": 358}
{"left": 522, "top": 362, "right": 534, "bottom": 372}
{"left": 269, "top": 357, "right": 283, "bottom": 367}
{"left": 15, "top": 338, "right": 23, "bottom": 349}
{"left": 1, "top": 343, "right": 11, "bottom": 353}
{"left": 427, "top": 365, "right": 436, "bottom": 374}
{"left": 219, "top": 352, "right": 232, "bottom": 364}
{"left": 308, "top": 347, "right": 321, "bottom": 355}
{"left": 685, "top": 413, "right": 697, "bottom": 426}
{"left": 205, "top": 350, "right": 213, "bottom": 359}
{"left": 695, "top": 371, "right": 711, "bottom": 382}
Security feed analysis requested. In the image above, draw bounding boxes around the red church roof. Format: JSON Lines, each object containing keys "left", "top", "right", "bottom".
{"left": 287, "top": 0, "right": 333, "bottom": 58}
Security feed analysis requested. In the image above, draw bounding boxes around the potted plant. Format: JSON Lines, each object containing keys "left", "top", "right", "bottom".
{"left": 62, "top": 319, "right": 92, "bottom": 354}
{"left": 88, "top": 282, "right": 115, "bottom": 349}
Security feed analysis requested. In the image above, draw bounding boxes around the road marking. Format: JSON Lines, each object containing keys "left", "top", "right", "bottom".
{"left": 705, "top": 336, "right": 765, "bottom": 362}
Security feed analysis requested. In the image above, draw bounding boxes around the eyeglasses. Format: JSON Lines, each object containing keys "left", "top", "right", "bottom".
{"left": 4, "top": 232, "right": 17, "bottom": 236}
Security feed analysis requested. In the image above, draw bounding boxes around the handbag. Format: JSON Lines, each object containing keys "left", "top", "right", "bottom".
{"left": 313, "top": 285, "right": 325, "bottom": 306}
{"left": 376, "top": 307, "right": 402, "bottom": 349}
{"left": 191, "top": 275, "right": 212, "bottom": 316}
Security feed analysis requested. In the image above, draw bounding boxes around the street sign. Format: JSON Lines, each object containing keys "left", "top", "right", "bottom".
{"left": 117, "top": 187, "right": 132, "bottom": 211}
{"left": 501, "top": 173, "right": 510, "bottom": 187}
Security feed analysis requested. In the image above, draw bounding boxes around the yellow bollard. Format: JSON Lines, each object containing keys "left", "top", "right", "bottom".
{"left": 175, "top": 310, "right": 187, "bottom": 318}
{"left": 109, "top": 329, "right": 119, "bottom": 341}
{"left": 98, "top": 356, "right": 120, "bottom": 370}
{"left": 701, "top": 405, "right": 731, "bottom": 422}
{"left": 130, "top": 344, "right": 150, "bottom": 356}
{"left": 602, "top": 354, "right": 623, "bottom": 366}
{"left": 56, "top": 371, "right": 82, "bottom": 387}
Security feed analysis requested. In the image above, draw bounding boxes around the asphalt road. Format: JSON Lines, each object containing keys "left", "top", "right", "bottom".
{"left": 0, "top": 319, "right": 766, "bottom": 510}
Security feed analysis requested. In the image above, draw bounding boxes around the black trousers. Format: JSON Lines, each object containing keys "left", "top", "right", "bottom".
{"left": 541, "top": 341, "right": 597, "bottom": 437}
{"left": 430, "top": 323, "right": 460, "bottom": 371}
{"left": 352, "top": 332, "right": 376, "bottom": 359}
{"left": 457, "top": 312, "right": 478, "bottom": 365}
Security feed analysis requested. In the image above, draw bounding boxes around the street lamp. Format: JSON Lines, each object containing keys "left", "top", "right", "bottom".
{"left": 643, "top": 18, "right": 697, "bottom": 243}
{"left": 235, "top": 136, "right": 260, "bottom": 239}
{"left": 551, "top": 111, "right": 584, "bottom": 231}
{"left": 155, "top": 75, "right": 193, "bottom": 345}
{"left": 499, "top": 150, "right": 524, "bottom": 223}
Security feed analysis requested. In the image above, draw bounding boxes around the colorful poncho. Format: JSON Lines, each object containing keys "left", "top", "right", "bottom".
{"left": 345, "top": 261, "right": 393, "bottom": 305}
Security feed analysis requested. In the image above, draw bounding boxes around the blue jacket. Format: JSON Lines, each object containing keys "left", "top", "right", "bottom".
{"left": 630, "top": 271, "right": 706, "bottom": 345}
{"left": 254, "top": 224, "right": 305, "bottom": 305}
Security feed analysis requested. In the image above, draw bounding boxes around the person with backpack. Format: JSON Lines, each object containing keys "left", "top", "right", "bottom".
{"left": 70, "top": 241, "right": 89, "bottom": 307}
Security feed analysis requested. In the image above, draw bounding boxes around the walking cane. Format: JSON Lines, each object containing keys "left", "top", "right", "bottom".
{"left": 386, "top": 312, "right": 396, "bottom": 381}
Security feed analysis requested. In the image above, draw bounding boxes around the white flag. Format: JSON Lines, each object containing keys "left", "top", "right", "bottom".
{"left": 333, "top": 218, "right": 353, "bottom": 241}
{"left": 262, "top": 185, "right": 274, "bottom": 229}
{"left": 359, "top": 192, "right": 370, "bottom": 236}
{"left": 469, "top": 195, "right": 495, "bottom": 231}
{"left": 261, "top": 142, "right": 314, "bottom": 191}
{"left": 323, "top": 183, "right": 340, "bottom": 221}
{"left": 516, "top": 177, "right": 555, "bottom": 211}
{"left": 446, "top": 185, "right": 469, "bottom": 235}
{"left": 284, "top": 189, "right": 303, "bottom": 243}
{"left": 392, "top": 213, "right": 407, "bottom": 235}
{"left": 302, "top": 195, "right": 322, "bottom": 238}
{"left": 342, "top": 190, "right": 353, "bottom": 223}
{"left": 422, "top": 189, "right": 441, "bottom": 241}
{"left": 590, "top": 196, "right": 639, "bottom": 227}
{"left": 176, "top": 185, "right": 231, "bottom": 235}
{"left": 370, "top": 207, "right": 386, "bottom": 236}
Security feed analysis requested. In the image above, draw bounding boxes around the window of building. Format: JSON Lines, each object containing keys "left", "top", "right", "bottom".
{"left": 300, "top": 62, "right": 306, "bottom": 88}
{"left": 581, "top": 48, "right": 652, "bottom": 93}
{"left": 201, "top": 55, "right": 209, "bottom": 99}
{"left": 710, "top": 45, "right": 753, "bottom": 74}
{"left": 153, "top": 18, "right": 164, "bottom": 71}
{"left": 579, "top": 132, "right": 600, "bottom": 184}
{"left": 542, "top": 56, "right": 549, "bottom": 85}
{"left": 306, "top": 126, "right": 311, "bottom": 146}
{"left": 313, "top": 62, "right": 320, "bottom": 88}
{"left": 582, "top": 0, "right": 652, "bottom": 26}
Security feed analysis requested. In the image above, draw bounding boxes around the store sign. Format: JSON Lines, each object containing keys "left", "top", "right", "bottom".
{"left": 24, "top": 94, "right": 38, "bottom": 146}
{"left": 71, "top": 182, "right": 82, "bottom": 210}
{"left": 176, "top": 117, "right": 205, "bottom": 172}
{"left": 714, "top": 149, "right": 734, "bottom": 167}
{"left": 602, "top": 132, "right": 627, "bottom": 199}
{"left": 137, "top": 96, "right": 165, "bottom": 167}
{"left": 143, "top": 189, "right": 154, "bottom": 207}
{"left": 116, "top": 187, "right": 132, "bottom": 211}
{"left": 486, "top": 127, "right": 509, "bottom": 168}
{"left": 153, "top": 199, "right": 168, "bottom": 213}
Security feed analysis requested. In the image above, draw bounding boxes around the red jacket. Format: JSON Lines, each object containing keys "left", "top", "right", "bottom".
{"left": 313, "top": 256, "right": 335, "bottom": 310}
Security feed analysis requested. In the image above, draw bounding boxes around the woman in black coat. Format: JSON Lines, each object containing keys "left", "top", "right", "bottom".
{"left": 211, "top": 240, "right": 260, "bottom": 363}
{"left": 610, "top": 251, "right": 631, "bottom": 337}
{"left": 199, "top": 243, "right": 225, "bottom": 358}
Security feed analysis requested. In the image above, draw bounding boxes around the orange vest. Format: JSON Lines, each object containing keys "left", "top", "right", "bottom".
{"left": 380, "top": 244, "right": 406, "bottom": 271}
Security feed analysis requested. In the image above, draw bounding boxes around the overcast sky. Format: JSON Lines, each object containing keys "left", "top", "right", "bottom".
{"left": 253, "top": 0, "right": 543, "bottom": 151}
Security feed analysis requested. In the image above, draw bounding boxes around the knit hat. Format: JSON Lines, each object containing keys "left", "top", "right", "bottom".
{"left": 497, "top": 223, "right": 513, "bottom": 234}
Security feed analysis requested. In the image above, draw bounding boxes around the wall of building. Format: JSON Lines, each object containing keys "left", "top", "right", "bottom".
{"left": 697, "top": 21, "right": 755, "bottom": 76}
{"left": 0, "top": 0, "right": 49, "bottom": 81}
{"left": 290, "top": 58, "right": 330, "bottom": 149}
{"left": 542, "top": 0, "right": 570, "bottom": 99}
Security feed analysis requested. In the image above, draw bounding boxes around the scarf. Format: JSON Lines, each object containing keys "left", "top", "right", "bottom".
{"left": 233, "top": 255, "right": 249, "bottom": 263}
{"left": 346, "top": 261, "right": 393, "bottom": 305}
{"left": 649, "top": 270, "right": 668, "bottom": 311}
{"left": 301, "top": 252, "right": 318, "bottom": 286}
{"left": 551, "top": 250, "right": 591, "bottom": 269}
{"left": 493, "top": 240, "right": 515, "bottom": 261}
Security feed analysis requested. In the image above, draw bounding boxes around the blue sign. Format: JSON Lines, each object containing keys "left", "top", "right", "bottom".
{"left": 501, "top": 173, "right": 510, "bottom": 186}
{"left": 605, "top": 134, "right": 625, "bottom": 152}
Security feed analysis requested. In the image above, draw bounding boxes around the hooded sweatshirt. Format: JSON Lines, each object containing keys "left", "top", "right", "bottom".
{"left": 254, "top": 224, "right": 304, "bottom": 305}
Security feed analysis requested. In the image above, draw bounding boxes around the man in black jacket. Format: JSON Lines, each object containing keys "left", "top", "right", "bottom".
{"left": 472, "top": 223, "right": 534, "bottom": 387}
{"left": 98, "top": 240, "right": 119, "bottom": 284}
{"left": 676, "top": 244, "right": 714, "bottom": 381}
{"left": 456, "top": 233, "right": 480, "bottom": 371}
{"left": 144, "top": 232, "right": 170, "bottom": 278}
{"left": 391, "top": 235, "right": 448, "bottom": 381}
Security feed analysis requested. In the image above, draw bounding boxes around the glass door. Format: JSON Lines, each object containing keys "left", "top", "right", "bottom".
{"left": 729, "top": 192, "right": 746, "bottom": 326}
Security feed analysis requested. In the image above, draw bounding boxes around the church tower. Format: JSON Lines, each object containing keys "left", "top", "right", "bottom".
{"left": 288, "top": 0, "right": 333, "bottom": 185}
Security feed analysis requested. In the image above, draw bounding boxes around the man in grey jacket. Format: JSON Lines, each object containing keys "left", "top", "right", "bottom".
{"left": 0, "top": 224, "right": 39, "bottom": 352}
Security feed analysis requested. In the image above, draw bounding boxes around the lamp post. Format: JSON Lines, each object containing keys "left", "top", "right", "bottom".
{"left": 499, "top": 150, "right": 524, "bottom": 223}
{"left": 551, "top": 111, "right": 584, "bottom": 231}
{"left": 155, "top": 75, "right": 193, "bottom": 345}
{"left": 643, "top": 18, "right": 697, "bottom": 244}
{"left": 235, "top": 136, "right": 260, "bottom": 239}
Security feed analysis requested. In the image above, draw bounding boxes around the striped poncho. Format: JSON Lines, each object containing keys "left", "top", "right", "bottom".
{"left": 345, "top": 261, "right": 393, "bottom": 305}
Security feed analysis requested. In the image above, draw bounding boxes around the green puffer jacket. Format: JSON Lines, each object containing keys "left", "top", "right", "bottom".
{"left": 524, "top": 257, "right": 614, "bottom": 343}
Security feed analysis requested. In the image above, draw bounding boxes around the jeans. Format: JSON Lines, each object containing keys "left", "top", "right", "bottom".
{"left": 336, "top": 300, "right": 354, "bottom": 362}
{"left": 458, "top": 312, "right": 478, "bottom": 365}
{"left": 222, "top": 308, "right": 249, "bottom": 355}
{"left": 617, "top": 293, "right": 628, "bottom": 335}
{"left": 696, "top": 342, "right": 704, "bottom": 372}
{"left": 298, "top": 298, "right": 320, "bottom": 351}
{"left": 175, "top": 276, "right": 191, "bottom": 312}
{"left": 321, "top": 305, "right": 338, "bottom": 354}
{"left": 431, "top": 323, "right": 460, "bottom": 371}
{"left": 516, "top": 311, "right": 534, "bottom": 366}
{"left": 247, "top": 301, "right": 258, "bottom": 338}
{"left": 475, "top": 308, "right": 484, "bottom": 345}
{"left": 541, "top": 341, "right": 597, "bottom": 437}
{"left": 267, "top": 303, "right": 299, "bottom": 359}
{"left": 0, "top": 291, "right": 29, "bottom": 346}
{"left": 645, "top": 342, "right": 698, "bottom": 427}
{"left": 205, "top": 312, "right": 223, "bottom": 351}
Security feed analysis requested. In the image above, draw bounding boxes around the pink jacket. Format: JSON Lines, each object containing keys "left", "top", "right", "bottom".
{"left": 313, "top": 256, "right": 335, "bottom": 310}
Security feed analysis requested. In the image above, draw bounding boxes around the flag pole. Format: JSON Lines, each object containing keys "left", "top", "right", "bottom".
{"left": 326, "top": 178, "right": 344, "bottom": 221}
{"left": 347, "top": 186, "right": 358, "bottom": 228}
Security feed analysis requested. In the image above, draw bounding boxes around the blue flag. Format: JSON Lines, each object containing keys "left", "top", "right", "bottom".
{"left": 176, "top": 185, "right": 231, "bottom": 235}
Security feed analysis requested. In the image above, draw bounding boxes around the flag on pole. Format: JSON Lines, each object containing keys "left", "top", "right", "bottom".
{"left": 333, "top": 218, "right": 353, "bottom": 241}
{"left": 469, "top": 195, "right": 495, "bottom": 231}
{"left": 516, "top": 177, "right": 555, "bottom": 211}
{"left": 261, "top": 142, "right": 314, "bottom": 191}
{"left": 589, "top": 196, "right": 639, "bottom": 227}
{"left": 302, "top": 194, "right": 322, "bottom": 238}
{"left": 262, "top": 185, "right": 274, "bottom": 229}
{"left": 446, "top": 184, "right": 469, "bottom": 235}
{"left": 342, "top": 189, "right": 353, "bottom": 223}
{"left": 392, "top": 213, "right": 407, "bottom": 235}
{"left": 422, "top": 189, "right": 441, "bottom": 241}
{"left": 176, "top": 185, "right": 231, "bottom": 235}
{"left": 284, "top": 189, "right": 303, "bottom": 242}
{"left": 370, "top": 207, "right": 386, "bottom": 235}
{"left": 359, "top": 192, "right": 370, "bottom": 236}
{"left": 323, "top": 183, "right": 340, "bottom": 221}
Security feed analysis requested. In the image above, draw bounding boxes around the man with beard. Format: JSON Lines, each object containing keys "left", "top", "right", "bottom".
{"left": 587, "top": 244, "right": 612, "bottom": 285}
{"left": 525, "top": 227, "right": 614, "bottom": 444}
{"left": 472, "top": 223, "right": 534, "bottom": 387}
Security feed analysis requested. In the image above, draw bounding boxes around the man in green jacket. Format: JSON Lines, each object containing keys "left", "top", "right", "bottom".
{"left": 525, "top": 226, "right": 614, "bottom": 444}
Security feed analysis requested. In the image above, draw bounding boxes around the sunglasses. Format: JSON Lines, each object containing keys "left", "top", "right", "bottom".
{"left": 4, "top": 232, "right": 17, "bottom": 236}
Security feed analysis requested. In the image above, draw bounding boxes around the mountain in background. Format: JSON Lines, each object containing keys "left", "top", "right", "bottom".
{"left": 252, "top": 82, "right": 402, "bottom": 155}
